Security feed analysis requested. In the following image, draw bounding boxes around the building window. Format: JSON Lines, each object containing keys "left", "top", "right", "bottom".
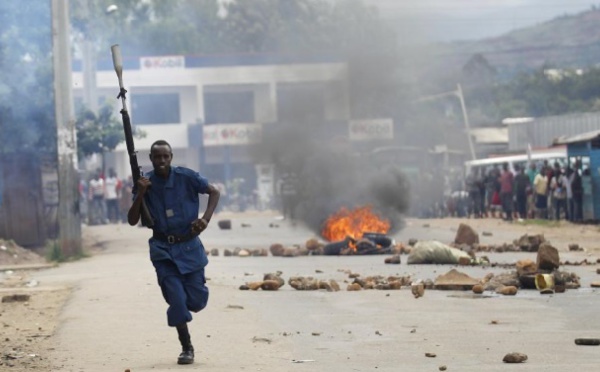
{"left": 204, "top": 91, "right": 254, "bottom": 124}
{"left": 131, "top": 93, "right": 180, "bottom": 124}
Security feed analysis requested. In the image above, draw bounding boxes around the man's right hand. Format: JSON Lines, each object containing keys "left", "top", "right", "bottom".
{"left": 136, "top": 177, "right": 152, "bottom": 195}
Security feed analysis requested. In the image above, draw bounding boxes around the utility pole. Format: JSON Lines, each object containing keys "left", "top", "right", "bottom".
{"left": 82, "top": 0, "right": 98, "bottom": 112}
{"left": 456, "top": 83, "right": 477, "bottom": 161}
{"left": 413, "top": 85, "right": 477, "bottom": 161}
{"left": 52, "top": 0, "right": 82, "bottom": 257}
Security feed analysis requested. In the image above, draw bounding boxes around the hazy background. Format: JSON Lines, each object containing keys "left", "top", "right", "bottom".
{"left": 366, "top": 0, "right": 598, "bottom": 43}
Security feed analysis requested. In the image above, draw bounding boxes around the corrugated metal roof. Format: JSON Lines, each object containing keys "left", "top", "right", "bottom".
{"left": 553, "top": 129, "right": 600, "bottom": 145}
{"left": 508, "top": 112, "right": 600, "bottom": 151}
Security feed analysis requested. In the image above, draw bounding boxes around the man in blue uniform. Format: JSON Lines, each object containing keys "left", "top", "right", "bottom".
{"left": 128, "top": 140, "right": 220, "bottom": 365}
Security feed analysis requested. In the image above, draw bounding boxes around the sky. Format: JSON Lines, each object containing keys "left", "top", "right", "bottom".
{"left": 365, "top": 0, "right": 599, "bottom": 43}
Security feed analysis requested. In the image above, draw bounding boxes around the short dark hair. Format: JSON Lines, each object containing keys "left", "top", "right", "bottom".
{"left": 150, "top": 140, "right": 172, "bottom": 153}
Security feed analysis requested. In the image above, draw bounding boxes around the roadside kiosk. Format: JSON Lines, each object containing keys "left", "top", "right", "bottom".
{"left": 553, "top": 130, "right": 600, "bottom": 220}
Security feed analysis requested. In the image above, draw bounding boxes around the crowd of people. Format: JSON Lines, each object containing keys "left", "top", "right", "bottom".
{"left": 79, "top": 168, "right": 133, "bottom": 225}
{"left": 421, "top": 160, "right": 585, "bottom": 222}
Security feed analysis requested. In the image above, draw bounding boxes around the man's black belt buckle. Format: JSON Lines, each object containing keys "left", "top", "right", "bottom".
{"left": 154, "top": 232, "right": 194, "bottom": 244}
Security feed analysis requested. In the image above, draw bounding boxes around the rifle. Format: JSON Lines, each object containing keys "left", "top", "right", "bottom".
{"left": 110, "top": 44, "right": 154, "bottom": 227}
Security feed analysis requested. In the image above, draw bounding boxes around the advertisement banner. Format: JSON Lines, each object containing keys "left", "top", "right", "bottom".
{"left": 203, "top": 123, "right": 263, "bottom": 146}
{"left": 140, "top": 56, "right": 185, "bottom": 69}
{"left": 349, "top": 119, "right": 394, "bottom": 141}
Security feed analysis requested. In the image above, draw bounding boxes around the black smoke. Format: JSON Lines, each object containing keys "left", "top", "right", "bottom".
{"left": 257, "top": 117, "right": 410, "bottom": 236}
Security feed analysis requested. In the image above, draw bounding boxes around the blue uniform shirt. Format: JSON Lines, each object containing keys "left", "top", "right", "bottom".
{"left": 134, "top": 166, "right": 210, "bottom": 274}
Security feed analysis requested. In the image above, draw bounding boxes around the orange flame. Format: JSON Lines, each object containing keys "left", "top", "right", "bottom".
{"left": 321, "top": 206, "right": 390, "bottom": 242}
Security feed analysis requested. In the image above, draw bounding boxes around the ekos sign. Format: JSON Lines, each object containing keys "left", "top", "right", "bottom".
{"left": 349, "top": 119, "right": 394, "bottom": 141}
{"left": 203, "top": 124, "right": 263, "bottom": 146}
{"left": 140, "top": 56, "right": 185, "bottom": 69}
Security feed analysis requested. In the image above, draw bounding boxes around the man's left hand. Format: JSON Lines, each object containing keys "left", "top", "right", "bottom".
{"left": 191, "top": 218, "right": 208, "bottom": 235}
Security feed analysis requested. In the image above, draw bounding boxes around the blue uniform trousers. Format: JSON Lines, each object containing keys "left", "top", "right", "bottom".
{"left": 153, "top": 259, "right": 209, "bottom": 327}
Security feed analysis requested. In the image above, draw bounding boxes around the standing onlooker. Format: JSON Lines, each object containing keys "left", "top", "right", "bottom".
{"left": 550, "top": 168, "right": 567, "bottom": 220}
{"left": 485, "top": 167, "right": 500, "bottom": 218}
{"left": 104, "top": 168, "right": 121, "bottom": 223}
{"left": 119, "top": 176, "right": 133, "bottom": 224}
{"left": 499, "top": 162, "right": 514, "bottom": 221}
{"left": 526, "top": 163, "right": 538, "bottom": 218}
{"left": 514, "top": 165, "right": 530, "bottom": 219}
{"left": 533, "top": 168, "right": 549, "bottom": 219}
{"left": 79, "top": 178, "right": 88, "bottom": 224}
{"left": 571, "top": 164, "right": 583, "bottom": 222}
{"left": 465, "top": 168, "right": 482, "bottom": 218}
{"left": 565, "top": 167, "right": 574, "bottom": 221}
{"left": 88, "top": 170, "right": 106, "bottom": 225}
{"left": 277, "top": 170, "right": 299, "bottom": 221}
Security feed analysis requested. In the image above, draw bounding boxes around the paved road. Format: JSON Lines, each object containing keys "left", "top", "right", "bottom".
{"left": 33, "top": 213, "right": 600, "bottom": 371}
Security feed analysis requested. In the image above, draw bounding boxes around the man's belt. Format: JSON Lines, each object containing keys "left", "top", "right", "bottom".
{"left": 153, "top": 231, "right": 197, "bottom": 244}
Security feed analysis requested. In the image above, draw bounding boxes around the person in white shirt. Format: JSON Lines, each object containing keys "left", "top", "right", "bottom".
{"left": 104, "top": 168, "right": 121, "bottom": 223}
{"left": 88, "top": 170, "right": 106, "bottom": 225}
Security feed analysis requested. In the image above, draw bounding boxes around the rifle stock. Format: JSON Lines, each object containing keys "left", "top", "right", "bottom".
{"left": 111, "top": 44, "right": 154, "bottom": 227}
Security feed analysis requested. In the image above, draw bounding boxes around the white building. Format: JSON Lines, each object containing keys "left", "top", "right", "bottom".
{"left": 72, "top": 53, "right": 350, "bottom": 201}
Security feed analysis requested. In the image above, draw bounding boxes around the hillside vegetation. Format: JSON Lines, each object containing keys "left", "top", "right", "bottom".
{"left": 441, "top": 8, "right": 600, "bottom": 76}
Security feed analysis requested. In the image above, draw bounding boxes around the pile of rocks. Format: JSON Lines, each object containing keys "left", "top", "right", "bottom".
{"left": 346, "top": 274, "right": 413, "bottom": 291}
{"left": 239, "top": 272, "right": 285, "bottom": 291}
{"left": 238, "top": 270, "right": 416, "bottom": 292}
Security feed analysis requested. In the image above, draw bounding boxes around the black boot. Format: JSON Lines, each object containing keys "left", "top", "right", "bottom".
{"left": 177, "top": 345, "right": 194, "bottom": 365}
{"left": 176, "top": 323, "right": 194, "bottom": 364}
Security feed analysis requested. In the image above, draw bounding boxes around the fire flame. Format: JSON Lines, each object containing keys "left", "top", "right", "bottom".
{"left": 321, "top": 206, "right": 390, "bottom": 242}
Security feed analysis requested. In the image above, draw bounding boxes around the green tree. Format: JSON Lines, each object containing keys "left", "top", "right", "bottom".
{"left": 70, "top": 0, "right": 222, "bottom": 56}
{"left": 75, "top": 104, "right": 144, "bottom": 159}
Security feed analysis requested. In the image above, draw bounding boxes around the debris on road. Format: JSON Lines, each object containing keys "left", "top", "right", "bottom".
{"left": 514, "top": 234, "right": 545, "bottom": 252}
{"left": 270, "top": 243, "right": 285, "bottom": 256}
{"left": 569, "top": 243, "right": 583, "bottom": 251}
{"left": 407, "top": 241, "right": 474, "bottom": 265}
{"left": 434, "top": 269, "right": 479, "bottom": 290}
{"left": 411, "top": 283, "right": 425, "bottom": 298}
{"left": 425, "top": 353, "right": 437, "bottom": 358}
{"left": 574, "top": 338, "right": 600, "bottom": 346}
{"left": 502, "top": 352, "right": 528, "bottom": 363}
{"left": 384, "top": 255, "right": 401, "bottom": 264}
{"left": 287, "top": 276, "right": 341, "bottom": 291}
{"left": 239, "top": 272, "right": 285, "bottom": 291}
{"left": 496, "top": 285, "right": 518, "bottom": 296}
{"left": 252, "top": 336, "right": 272, "bottom": 344}
{"left": 536, "top": 243, "right": 560, "bottom": 271}
{"left": 217, "top": 219, "right": 232, "bottom": 230}
{"left": 472, "top": 284, "right": 484, "bottom": 294}
{"left": 2, "top": 294, "right": 30, "bottom": 303}
{"left": 454, "top": 223, "right": 479, "bottom": 245}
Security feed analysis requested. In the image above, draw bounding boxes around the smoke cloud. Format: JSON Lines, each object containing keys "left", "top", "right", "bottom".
{"left": 256, "top": 115, "right": 410, "bottom": 236}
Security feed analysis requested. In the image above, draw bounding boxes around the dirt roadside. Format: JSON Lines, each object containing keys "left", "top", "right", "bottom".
{"left": 0, "top": 233, "right": 103, "bottom": 371}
